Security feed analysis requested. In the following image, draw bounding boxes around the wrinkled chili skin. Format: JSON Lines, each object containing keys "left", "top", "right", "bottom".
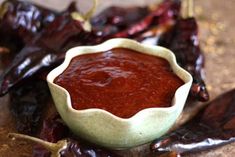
{"left": 0, "top": 0, "right": 56, "bottom": 70}
{"left": 0, "top": 0, "right": 79, "bottom": 51}
{"left": 60, "top": 139, "right": 120, "bottom": 157}
{"left": 0, "top": 0, "right": 78, "bottom": 71}
{"left": 158, "top": 17, "right": 209, "bottom": 102}
{"left": 0, "top": 0, "right": 56, "bottom": 68}
{"left": 33, "top": 116, "right": 119, "bottom": 157}
{"left": 112, "top": 0, "right": 181, "bottom": 38}
{"left": 33, "top": 115, "right": 69, "bottom": 157}
{"left": 0, "top": 8, "right": 92, "bottom": 95}
{"left": 0, "top": 0, "right": 57, "bottom": 42}
{"left": 9, "top": 79, "right": 50, "bottom": 135}
{"left": 91, "top": 6, "right": 149, "bottom": 40}
{"left": 151, "top": 89, "right": 235, "bottom": 155}
{"left": 91, "top": 6, "right": 149, "bottom": 27}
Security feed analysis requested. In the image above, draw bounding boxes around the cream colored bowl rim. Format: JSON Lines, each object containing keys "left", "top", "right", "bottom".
{"left": 47, "top": 38, "right": 193, "bottom": 122}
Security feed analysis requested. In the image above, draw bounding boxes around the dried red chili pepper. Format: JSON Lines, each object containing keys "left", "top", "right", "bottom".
{"left": 0, "top": 0, "right": 57, "bottom": 48}
{"left": 151, "top": 89, "right": 235, "bottom": 156}
{"left": 59, "top": 139, "right": 120, "bottom": 157}
{"left": 112, "top": 0, "right": 181, "bottom": 38}
{"left": 9, "top": 79, "right": 50, "bottom": 135}
{"left": 0, "top": 5, "right": 93, "bottom": 95}
{"left": 91, "top": 6, "right": 149, "bottom": 39}
{"left": 158, "top": 17, "right": 209, "bottom": 102}
{"left": 33, "top": 115, "right": 69, "bottom": 157}
{"left": 32, "top": 115, "right": 119, "bottom": 157}
{"left": 0, "top": 0, "right": 80, "bottom": 71}
{"left": 136, "top": 20, "right": 174, "bottom": 45}
{"left": 92, "top": 6, "right": 149, "bottom": 27}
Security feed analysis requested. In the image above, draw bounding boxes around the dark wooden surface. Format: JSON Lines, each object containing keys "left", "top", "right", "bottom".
{"left": 0, "top": 0, "right": 235, "bottom": 156}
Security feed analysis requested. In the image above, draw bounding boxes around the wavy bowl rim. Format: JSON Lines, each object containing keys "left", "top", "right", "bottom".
{"left": 47, "top": 38, "right": 193, "bottom": 123}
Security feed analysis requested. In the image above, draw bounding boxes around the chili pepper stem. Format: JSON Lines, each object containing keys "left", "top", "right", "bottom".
{"left": 8, "top": 133, "right": 68, "bottom": 157}
{"left": 0, "top": 1, "right": 9, "bottom": 19}
{"left": 84, "top": 0, "right": 98, "bottom": 20}
{"left": 71, "top": 0, "right": 98, "bottom": 32}
{"left": 182, "top": 0, "right": 194, "bottom": 18}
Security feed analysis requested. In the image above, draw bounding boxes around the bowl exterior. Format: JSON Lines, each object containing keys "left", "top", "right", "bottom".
{"left": 47, "top": 38, "right": 192, "bottom": 149}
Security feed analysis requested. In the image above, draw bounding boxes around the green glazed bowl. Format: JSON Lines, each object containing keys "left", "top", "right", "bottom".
{"left": 47, "top": 38, "right": 192, "bottom": 149}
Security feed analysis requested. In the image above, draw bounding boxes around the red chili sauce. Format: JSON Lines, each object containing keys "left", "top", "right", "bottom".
{"left": 54, "top": 48, "right": 184, "bottom": 118}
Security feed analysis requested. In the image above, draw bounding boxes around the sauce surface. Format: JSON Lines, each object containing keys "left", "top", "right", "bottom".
{"left": 54, "top": 48, "right": 184, "bottom": 118}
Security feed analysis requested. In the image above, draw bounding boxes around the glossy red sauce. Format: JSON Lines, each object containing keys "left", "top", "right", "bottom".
{"left": 54, "top": 48, "right": 184, "bottom": 118}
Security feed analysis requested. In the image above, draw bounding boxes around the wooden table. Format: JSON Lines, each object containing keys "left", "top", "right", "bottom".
{"left": 0, "top": 0, "right": 235, "bottom": 156}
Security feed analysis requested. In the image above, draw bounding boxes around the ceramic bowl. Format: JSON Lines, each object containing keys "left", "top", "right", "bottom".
{"left": 47, "top": 38, "right": 192, "bottom": 149}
